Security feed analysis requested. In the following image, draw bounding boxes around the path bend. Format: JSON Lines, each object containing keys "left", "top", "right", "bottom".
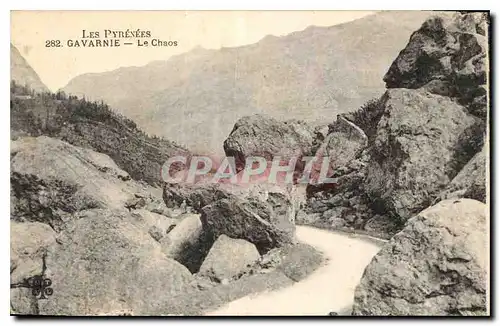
{"left": 206, "top": 226, "right": 385, "bottom": 316}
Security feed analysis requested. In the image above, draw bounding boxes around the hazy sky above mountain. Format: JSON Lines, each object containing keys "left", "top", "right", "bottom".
{"left": 11, "top": 11, "right": 375, "bottom": 91}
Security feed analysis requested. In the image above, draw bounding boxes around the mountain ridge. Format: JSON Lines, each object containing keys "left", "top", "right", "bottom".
{"left": 62, "top": 11, "right": 449, "bottom": 153}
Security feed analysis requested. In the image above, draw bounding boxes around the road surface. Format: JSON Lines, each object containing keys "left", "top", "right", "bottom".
{"left": 206, "top": 226, "right": 385, "bottom": 316}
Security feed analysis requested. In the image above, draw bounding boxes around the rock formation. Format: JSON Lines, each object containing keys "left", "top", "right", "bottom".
{"left": 223, "top": 114, "right": 316, "bottom": 172}
{"left": 164, "top": 181, "right": 298, "bottom": 253}
{"left": 10, "top": 10, "right": 489, "bottom": 317}
{"left": 10, "top": 222, "right": 56, "bottom": 285}
{"left": 10, "top": 136, "right": 170, "bottom": 231}
{"left": 10, "top": 134, "right": 322, "bottom": 315}
{"left": 200, "top": 192, "right": 296, "bottom": 254}
{"left": 33, "top": 209, "right": 194, "bottom": 316}
{"left": 10, "top": 137, "right": 324, "bottom": 316}
{"left": 160, "top": 213, "right": 212, "bottom": 273}
{"left": 352, "top": 199, "right": 488, "bottom": 316}
{"left": 439, "top": 144, "right": 487, "bottom": 203}
{"left": 198, "top": 235, "right": 260, "bottom": 282}
{"left": 315, "top": 116, "right": 368, "bottom": 172}
{"left": 384, "top": 13, "right": 488, "bottom": 119}
{"left": 364, "top": 88, "right": 478, "bottom": 222}
{"left": 301, "top": 12, "right": 488, "bottom": 236}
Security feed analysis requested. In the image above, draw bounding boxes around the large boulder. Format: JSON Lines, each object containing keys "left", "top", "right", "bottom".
{"left": 223, "top": 114, "right": 316, "bottom": 172}
{"left": 295, "top": 12, "right": 489, "bottom": 241}
{"left": 201, "top": 192, "right": 296, "bottom": 254}
{"left": 198, "top": 235, "right": 260, "bottom": 282}
{"left": 352, "top": 199, "right": 488, "bottom": 316}
{"left": 10, "top": 136, "right": 164, "bottom": 230}
{"left": 384, "top": 12, "right": 489, "bottom": 119}
{"left": 162, "top": 243, "right": 324, "bottom": 316}
{"left": 365, "top": 88, "right": 477, "bottom": 222}
{"left": 19, "top": 209, "right": 195, "bottom": 316}
{"left": 160, "top": 213, "right": 202, "bottom": 256}
{"left": 164, "top": 182, "right": 298, "bottom": 254}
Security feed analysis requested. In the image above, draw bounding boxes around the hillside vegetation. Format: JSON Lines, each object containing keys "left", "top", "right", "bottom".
{"left": 11, "top": 81, "right": 190, "bottom": 185}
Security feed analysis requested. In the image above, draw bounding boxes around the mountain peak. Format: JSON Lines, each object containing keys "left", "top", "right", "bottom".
{"left": 10, "top": 43, "right": 49, "bottom": 93}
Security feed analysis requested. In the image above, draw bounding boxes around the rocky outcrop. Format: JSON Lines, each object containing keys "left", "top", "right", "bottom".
{"left": 364, "top": 88, "right": 477, "bottom": 223}
{"left": 161, "top": 214, "right": 203, "bottom": 258}
{"left": 384, "top": 13, "right": 489, "bottom": 119}
{"left": 10, "top": 222, "right": 56, "bottom": 285}
{"left": 10, "top": 136, "right": 170, "bottom": 231}
{"left": 439, "top": 144, "right": 487, "bottom": 203}
{"left": 9, "top": 135, "right": 322, "bottom": 316}
{"left": 160, "top": 242, "right": 324, "bottom": 316}
{"left": 10, "top": 138, "right": 202, "bottom": 315}
{"left": 22, "top": 209, "right": 195, "bottom": 316}
{"left": 352, "top": 199, "right": 488, "bottom": 316}
{"left": 223, "top": 114, "right": 316, "bottom": 172}
{"left": 300, "top": 101, "right": 377, "bottom": 231}
{"left": 300, "top": 150, "right": 387, "bottom": 234}
{"left": 198, "top": 235, "right": 260, "bottom": 282}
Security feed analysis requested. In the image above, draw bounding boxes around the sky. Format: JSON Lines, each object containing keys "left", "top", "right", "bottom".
{"left": 11, "top": 11, "right": 375, "bottom": 91}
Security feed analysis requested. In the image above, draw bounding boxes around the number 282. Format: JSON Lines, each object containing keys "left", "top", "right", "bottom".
{"left": 45, "top": 40, "right": 62, "bottom": 47}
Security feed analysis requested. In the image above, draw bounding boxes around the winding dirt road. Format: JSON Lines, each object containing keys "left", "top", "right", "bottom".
{"left": 206, "top": 226, "right": 385, "bottom": 316}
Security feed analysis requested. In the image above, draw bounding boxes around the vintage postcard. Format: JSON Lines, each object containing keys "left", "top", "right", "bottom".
{"left": 10, "top": 10, "right": 490, "bottom": 316}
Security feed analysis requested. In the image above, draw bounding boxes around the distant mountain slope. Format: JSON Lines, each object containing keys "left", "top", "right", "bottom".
{"left": 11, "top": 82, "right": 190, "bottom": 186}
{"left": 62, "top": 11, "right": 446, "bottom": 153}
{"left": 10, "top": 44, "right": 49, "bottom": 93}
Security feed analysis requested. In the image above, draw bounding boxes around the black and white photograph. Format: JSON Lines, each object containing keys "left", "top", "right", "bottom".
{"left": 8, "top": 9, "right": 491, "bottom": 317}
